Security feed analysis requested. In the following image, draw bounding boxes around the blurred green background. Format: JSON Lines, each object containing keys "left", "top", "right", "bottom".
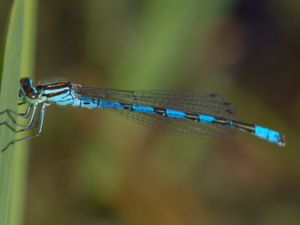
{"left": 1, "top": 0, "right": 300, "bottom": 225}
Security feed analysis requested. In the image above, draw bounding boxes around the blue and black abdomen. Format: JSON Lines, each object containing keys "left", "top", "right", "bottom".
{"left": 76, "top": 89, "right": 285, "bottom": 146}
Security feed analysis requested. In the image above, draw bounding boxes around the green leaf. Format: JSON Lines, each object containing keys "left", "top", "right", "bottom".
{"left": 0, "top": 0, "right": 37, "bottom": 225}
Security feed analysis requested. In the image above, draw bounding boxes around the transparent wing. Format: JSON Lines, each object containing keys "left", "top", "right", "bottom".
{"left": 78, "top": 87, "right": 237, "bottom": 137}
{"left": 111, "top": 110, "right": 234, "bottom": 137}
{"left": 78, "top": 88, "right": 237, "bottom": 117}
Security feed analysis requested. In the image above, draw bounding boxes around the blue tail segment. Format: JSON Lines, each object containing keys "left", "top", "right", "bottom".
{"left": 254, "top": 125, "right": 285, "bottom": 146}
{"left": 199, "top": 114, "right": 216, "bottom": 123}
{"left": 99, "top": 100, "right": 124, "bottom": 109}
{"left": 132, "top": 104, "right": 154, "bottom": 113}
{"left": 165, "top": 109, "right": 186, "bottom": 118}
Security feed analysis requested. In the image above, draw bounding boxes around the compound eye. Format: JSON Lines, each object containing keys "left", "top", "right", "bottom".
{"left": 27, "top": 92, "right": 38, "bottom": 99}
{"left": 20, "top": 77, "right": 30, "bottom": 85}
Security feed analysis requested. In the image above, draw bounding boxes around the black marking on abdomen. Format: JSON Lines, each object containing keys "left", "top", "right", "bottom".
{"left": 123, "top": 104, "right": 133, "bottom": 110}
{"left": 153, "top": 107, "right": 166, "bottom": 116}
{"left": 232, "top": 121, "right": 255, "bottom": 133}
{"left": 184, "top": 113, "right": 198, "bottom": 121}
{"left": 213, "top": 117, "right": 255, "bottom": 133}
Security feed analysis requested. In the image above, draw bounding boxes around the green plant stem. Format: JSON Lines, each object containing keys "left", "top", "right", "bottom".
{"left": 0, "top": 0, "right": 37, "bottom": 225}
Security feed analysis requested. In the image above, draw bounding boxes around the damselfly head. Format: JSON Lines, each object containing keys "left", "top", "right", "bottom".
{"left": 19, "top": 77, "right": 40, "bottom": 104}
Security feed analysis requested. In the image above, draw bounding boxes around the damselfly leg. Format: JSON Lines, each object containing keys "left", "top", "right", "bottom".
{"left": 1, "top": 104, "right": 46, "bottom": 151}
{"left": 0, "top": 106, "right": 35, "bottom": 131}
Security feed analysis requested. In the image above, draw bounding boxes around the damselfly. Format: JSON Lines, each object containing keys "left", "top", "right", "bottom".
{"left": 0, "top": 78, "right": 285, "bottom": 150}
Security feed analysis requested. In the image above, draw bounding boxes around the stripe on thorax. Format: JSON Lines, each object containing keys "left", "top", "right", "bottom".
{"left": 40, "top": 82, "right": 72, "bottom": 90}
{"left": 39, "top": 82, "right": 74, "bottom": 98}
{"left": 44, "top": 89, "right": 70, "bottom": 98}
